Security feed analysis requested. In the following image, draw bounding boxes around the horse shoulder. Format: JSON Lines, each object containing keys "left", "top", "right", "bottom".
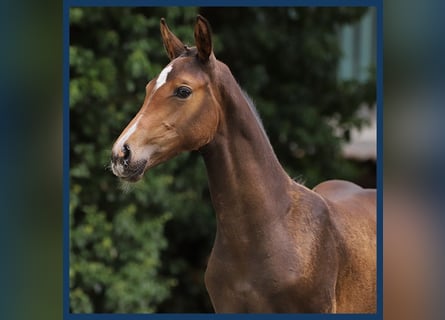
{"left": 282, "top": 184, "right": 341, "bottom": 311}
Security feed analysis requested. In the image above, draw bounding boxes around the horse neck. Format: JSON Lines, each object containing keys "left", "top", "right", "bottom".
{"left": 201, "top": 66, "right": 293, "bottom": 241}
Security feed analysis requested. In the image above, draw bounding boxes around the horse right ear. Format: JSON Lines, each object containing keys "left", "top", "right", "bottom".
{"left": 160, "top": 18, "right": 185, "bottom": 60}
{"left": 194, "top": 15, "right": 213, "bottom": 62}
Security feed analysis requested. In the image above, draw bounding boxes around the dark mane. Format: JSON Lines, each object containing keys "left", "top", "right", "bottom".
{"left": 181, "top": 45, "right": 198, "bottom": 57}
{"left": 242, "top": 91, "right": 265, "bottom": 131}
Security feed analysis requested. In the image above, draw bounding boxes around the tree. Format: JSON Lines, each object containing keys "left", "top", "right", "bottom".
{"left": 69, "top": 7, "right": 375, "bottom": 313}
{"left": 200, "top": 7, "right": 375, "bottom": 186}
{"left": 69, "top": 7, "right": 200, "bottom": 312}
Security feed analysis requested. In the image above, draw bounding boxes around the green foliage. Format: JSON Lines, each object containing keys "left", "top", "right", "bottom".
{"left": 201, "top": 7, "right": 375, "bottom": 186}
{"left": 70, "top": 7, "right": 375, "bottom": 313}
{"left": 69, "top": 7, "right": 199, "bottom": 313}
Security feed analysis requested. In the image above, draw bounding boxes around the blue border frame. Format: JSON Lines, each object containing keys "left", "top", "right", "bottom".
{"left": 375, "top": 3, "right": 384, "bottom": 317}
{"left": 63, "top": 1, "right": 383, "bottom": 319}
{"left": 65, "top": 0, "right": 379, "bottom": 7}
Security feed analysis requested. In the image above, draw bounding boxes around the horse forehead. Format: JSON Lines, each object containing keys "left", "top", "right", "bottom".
{"left": 169, "top": 57, "right": 208, "bottom": 80}
{"left": 154, "top": 64, "right": 174, "bottom": 91}
{"left": 153, "top": 57, "right": 209, "bottom": 93}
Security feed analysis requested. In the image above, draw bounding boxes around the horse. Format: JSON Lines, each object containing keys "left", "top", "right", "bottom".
{"left": 111, "top": 15, "right": 376, "bottom": 313}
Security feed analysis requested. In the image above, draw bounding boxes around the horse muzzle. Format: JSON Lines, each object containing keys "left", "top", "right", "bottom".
{"left": 111, "top": 144, "right": 147, "bottom": 182}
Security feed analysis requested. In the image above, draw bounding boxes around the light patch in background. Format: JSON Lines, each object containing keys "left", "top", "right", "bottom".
{"left": 342, "top": 104, "right": 376, "bottom": 161}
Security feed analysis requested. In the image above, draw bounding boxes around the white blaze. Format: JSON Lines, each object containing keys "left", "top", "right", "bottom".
{"left": 114, "top": 115, "right": 141, "bottom": 152}
{"left": 154, "top": 64, "right": 173, "bottom": 91}
{"left": 115, "top": 63, "right": 173, "bottom": 151}
{"left": 112, "top": 63, "right": 174, "bottom": 175}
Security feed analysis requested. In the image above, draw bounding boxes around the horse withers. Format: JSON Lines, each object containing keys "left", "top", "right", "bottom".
{"left": 111, "top": 15, "right": 376, "bottom": 313}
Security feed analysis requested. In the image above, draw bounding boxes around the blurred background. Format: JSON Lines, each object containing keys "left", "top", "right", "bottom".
{"left": 3, "top": 1, "right": 445, "bottom": 320}
{"left": 69, "top": 7, "right": 375, "bottom": 313}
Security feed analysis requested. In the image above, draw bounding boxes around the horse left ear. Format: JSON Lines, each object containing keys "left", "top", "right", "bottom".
{"left": 194, "top": 15, "right": 213, "bottom": 62}
{"left": 160, "top": 18, "right": 185, "bottom": 61}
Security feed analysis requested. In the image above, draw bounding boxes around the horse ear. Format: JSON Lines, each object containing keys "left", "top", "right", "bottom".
{"left": 160, "top": 18, "right": 185, "bottom": 61}
{"left": 194, "top": 15, "right": 213, "bottom": 62}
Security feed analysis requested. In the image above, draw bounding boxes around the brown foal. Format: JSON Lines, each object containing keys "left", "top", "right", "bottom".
{"left": 111, "top": 16, "right": 376, "bottom": 313}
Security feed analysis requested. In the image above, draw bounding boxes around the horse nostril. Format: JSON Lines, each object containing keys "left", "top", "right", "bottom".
{"left": 122, "top": 144, "right": 131, "bottom": 159}
{"left": 122, "top": 144, "right": 131, "bottom": 166}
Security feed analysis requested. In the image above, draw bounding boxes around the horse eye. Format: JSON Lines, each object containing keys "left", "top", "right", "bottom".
{"left": 175, "top": 86, "right": 192, "bottom": 99}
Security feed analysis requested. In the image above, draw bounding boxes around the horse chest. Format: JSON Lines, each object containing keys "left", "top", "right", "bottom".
{"left": 204, "top": 250, "right": 304, "bottom": 312}
{"left": 204, "top": 224, "right": 341, "bottom": 313}
{"left": 205, "top": 267, "right": 285, "bottom": 312}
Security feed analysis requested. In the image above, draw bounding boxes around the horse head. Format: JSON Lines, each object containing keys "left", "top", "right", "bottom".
{"left": 111, "top": 16, "right": 220, "bottom": 181}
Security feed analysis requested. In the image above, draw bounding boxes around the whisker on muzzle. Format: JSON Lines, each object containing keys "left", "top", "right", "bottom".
{"left": 104, "top": 162, "right": 113, "bottom": 172}
{"left": 119, "top": 180, "right": 135, "bottom": 194}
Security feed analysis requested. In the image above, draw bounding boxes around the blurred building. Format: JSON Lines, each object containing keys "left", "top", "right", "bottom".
{"left": 338, "top": 8, "right": 377, "bottom": 187}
